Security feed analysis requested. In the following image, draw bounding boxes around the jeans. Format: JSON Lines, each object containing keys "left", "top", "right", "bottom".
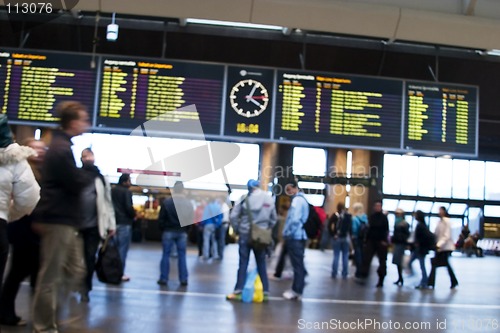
{"left": 285, "top": 239, "right": 306, "bottom": 295}
{"left": 332, "top": 237, "right": 350, "bottom": 278}
{"left": 203, "top": 224, "right": 219, "bottom": 259}
{"left": 234, "top": 236, "right": 269, "bottom": 293}
{"left": 217, "top": 223, "right": 228, "bottom": 259}
{"left": 352, "top": 238, "right": 363, "bottom": 276}
{"left": 159, "top": 231, "right": 188, "bottom": 283}
{"left": 32, "top": 224, "right": 86, "bottom": 333}
{"left": 115, "top": 224, "right": 132, "bottom": 271}
{"left": 417, "top": 253, "right": 428, "bottom": 287}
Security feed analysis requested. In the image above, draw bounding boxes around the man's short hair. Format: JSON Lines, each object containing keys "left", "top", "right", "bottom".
{"left": 56, "top": 101, "right": 87, "bottom": 130}
{"left": 172, "top": 181, "right": 184, "bottom": 193}
{"left": 118, "top": 173, "right": 131, "bottom": 185}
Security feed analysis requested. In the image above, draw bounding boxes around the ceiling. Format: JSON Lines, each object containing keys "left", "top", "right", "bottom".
{"left": 62, "top": 0, "right": 500, "bottom": 50}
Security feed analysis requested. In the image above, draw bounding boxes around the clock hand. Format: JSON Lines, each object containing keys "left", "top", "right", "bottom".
{"left": 249, "top": 98, "right": 261, "bottom": 107}
{"left": 246, "top": 84, "right": 258, "bottom": 102}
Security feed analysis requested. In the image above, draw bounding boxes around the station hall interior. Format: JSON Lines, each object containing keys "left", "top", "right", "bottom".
{"left": 1, "top": 1, "right": 500, "bottom": 333}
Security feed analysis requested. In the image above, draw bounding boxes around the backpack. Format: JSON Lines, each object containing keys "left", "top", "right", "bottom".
{"left": 298, "top": 197, "right": 322, "bottom": 239}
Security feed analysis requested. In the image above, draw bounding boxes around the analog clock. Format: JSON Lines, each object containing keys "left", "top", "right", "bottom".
{"left": 229, "top": 79, "right": 269, "bottom": 118}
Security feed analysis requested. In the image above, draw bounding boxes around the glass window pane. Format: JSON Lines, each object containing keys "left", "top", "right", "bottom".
{"left": 435, "top": 158, "right": 453, "bottom": 198}
{"left": 467, "top": 207, "right": 482, "bottom": 234}
{"left": 400, "top": 155, "right": 419, "bottom": 195}
{"left": 382, "top": 199, "right": 399, "bottom": 211}
{"left": 449, "top": 218, "right": 463, "bottom": 244}
{"left": 452, "top": 159, "right": 469, "bottom": 199}
{"left": 418, "top": 157, "right": 435, "bottom": 197}
{"left": 485, "top": 162, "right": 500, "bottom": 200}
{"left": 383, "top": 154, "right": 401, "bottom": 195}
{"left": 484, "top": 205, "right": 500, "bottom": 217}
{"left": 415, "top": 201, "right": 433, "bottom": 213}
{"left": 293, "top": 147, "right": 326, "bottom": 176}
{"left": 429, "top": 216, "right": 440, "bottom": 233}
{"left": 397, "top": 200, "right": 416, "bottom": 212}
{"left": 469, "top": 161, "right": 485, "bottom": 200}
{"left": 448, "top": 203, "right": 467, "bottom": 215}
{"left": 431, "top": 202, "right": 450, "bottom": 214}
{"left": 303, "top": 194, "right": 325, "bottom": 207}
{"left": 388, "top": 213, "right": 396, "bottom": 233}
{"left": 298, "top": 181, "right": 326, "bottom": 190}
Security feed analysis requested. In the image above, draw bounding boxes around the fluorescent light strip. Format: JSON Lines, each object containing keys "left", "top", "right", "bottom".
{"left": 486, "top": 49, "right": 500, "bottom": 56}
{"left": 185, "top": 18, "right": 283, "bottom": 31}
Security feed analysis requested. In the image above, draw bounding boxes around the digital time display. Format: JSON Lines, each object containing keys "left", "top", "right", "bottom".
{"left": 223, "top": 66, "right": 274, "bottom": 140}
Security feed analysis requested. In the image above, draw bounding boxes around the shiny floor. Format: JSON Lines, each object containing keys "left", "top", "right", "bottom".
{"left": 2, "top": 241, "right": 499, "bottom": 333}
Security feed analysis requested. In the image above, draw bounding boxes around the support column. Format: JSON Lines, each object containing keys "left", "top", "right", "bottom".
{"left": 324, "top": 148, "right": 347, "bottom": 216}
{"left": 259, "top": 142, "right": 279, "bottom": 191}
{"left": 350, "top": 149, "right": 370, "bottom": 214}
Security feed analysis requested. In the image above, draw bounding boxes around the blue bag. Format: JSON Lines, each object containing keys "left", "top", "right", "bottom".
{"left": 241, "top": 269, "right": 258, "bottom": 303}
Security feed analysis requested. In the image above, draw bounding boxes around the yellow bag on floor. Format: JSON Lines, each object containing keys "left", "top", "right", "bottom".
{"left": 253, "top": 274, "right": 264, "bottom": 303}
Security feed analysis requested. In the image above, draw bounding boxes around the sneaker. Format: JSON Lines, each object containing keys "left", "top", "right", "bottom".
{"left": 157, "top": 280, "right": 167, "bottom": 286}
{"left": 226, "top": 292, "right": 242, "bottom": 301}
{"left": 122, "top": 275, "right": 131, "bottom": 282}
{"left": 268, "top": 274, "right": 282, "bottom": 281}
{"left": 282, "top": 289, "right": 301, "bottom": 301}
{"left": 263, "top": 293, "right": 269, "bottom": 302}
{"left": 180, "top": 281, "right": 188, "bottom": 286}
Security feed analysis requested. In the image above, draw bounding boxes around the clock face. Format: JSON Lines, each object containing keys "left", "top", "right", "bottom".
{"left": 229, "top": 79, "right": 269, "bottom": 118}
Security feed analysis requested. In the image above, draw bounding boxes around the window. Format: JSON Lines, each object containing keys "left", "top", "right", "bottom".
{"left": 484, "top": 205, "right": 500, "bottom": 218}
{"left": 397, "top": 200, "right": 416, "bottom": 213}
{"left": 469, "top": 161, "right": 485, "bottom": 200}
{"left": 383, "top": 154, "right": 401, "bottom": 195}
{"left": 382, "top": 199, "right": 399, "bottom": 211}
{"left": 418, "top": 157, "right": 435, "bottom": 197}
{"left": 400, "top": 155, "right": 418, "bottom": 195}
{"left": 485, "top": 162, "right": 500, "bottom": 200}
{"left": 293, "top": 147, "right": 326, "bottom": 176}
{"left": 448, "top": 203, "right": 467, "bottom": 215}
{"left": 452, "top": 159, "right": 469, "bottom": 199}
{"left": 435, "top": 158, "right": 453, "bottom": 198}
{"left": 414, "top": 201, "right": 433, "bottom": 213}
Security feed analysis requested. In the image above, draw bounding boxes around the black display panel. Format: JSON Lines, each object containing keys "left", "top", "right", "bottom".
{"left": 96, "top": 58, "right": 224, "bottom": 135}
{"left": 223, "top": 66, "right": 274, "bottom": 139}
{"left": 273, "top": 71, "right": 403, "bottom": 149}
{"left": 404, "top": 82, "right": 478, "bottom": 156}
{"left": 0, "top": 50, "right": 96, "bottom": 124}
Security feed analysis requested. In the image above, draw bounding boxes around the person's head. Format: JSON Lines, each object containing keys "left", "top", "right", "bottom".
{"left": 80, "top": 148, "right": 95, "bottom": 166}
{"left": 352, "top": 202, "right": 364, "bottom": 216}
{"left": 22, "top": 137, "right": 47, "bottom": 164}
{"left": 247, "top": 179, "right": 260, "bottom": 193}
{"left": 373, "top": 200, "right": 383, "bottom": 213}
{"left": 172, "top": 181, "right": 184, "bottom": 194}
{"left": 284, "top": 179, "right": 299, "bottom": 197}
{"left": 56, "top": 101, "right": 90, "bottom": 137}
{"left": 439, "top": 206, "right": 449, "bottom": 218}
{"left": 395, "top": 208, "right": 405, "bottom": 217}
{"left": 414, "top": 210, "right": 426, "bottom": 224}
{"left": 118, "top": 173, "right": 131, "bottom": 188}
{"left": 0, "top": 114, "right": 13, "bottom": 148}
{"left": 337, "top": 202, "right": 346, "bottom": 213}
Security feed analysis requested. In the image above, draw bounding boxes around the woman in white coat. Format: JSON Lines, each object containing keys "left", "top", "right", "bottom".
{"left": 427, "top": 206, "right": 459, "bottom": 289}
{"left": 0, "top": 115, "right": 40, "bottom": 302}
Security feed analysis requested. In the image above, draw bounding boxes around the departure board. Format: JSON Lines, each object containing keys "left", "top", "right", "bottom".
{"left": 0, "top": 50, "right": 96, "bottom": 124}
{"left": 274, "top": 71, "right": 403, "bottom": 149}
{"left": 223, "top": 66, "right": 274, "bottom": 139}
{"left": 404, "top": 82, "right": 478, "bottom": 156}
{"left": 96, "top": 58, "right": 224, "bottom": 135}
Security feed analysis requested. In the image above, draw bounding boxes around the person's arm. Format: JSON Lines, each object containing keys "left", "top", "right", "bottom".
{"left": 229, "top": 199, "right": 243, "bottom": 232}
{"left": 48, "top": 147, "right": 90, "bottom": 196}
{"left": 9, "top": 160, "right": 40, "bottom": 221}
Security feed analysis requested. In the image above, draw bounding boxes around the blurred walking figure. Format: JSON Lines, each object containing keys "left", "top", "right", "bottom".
{"left": 282, "top": 180, "right": 309, "bottom": 300}
{"left": 428, "top": 206, "right": 458, "bottom": 289}
{"left": 356, "top": 200, "right": 389, "bottom": 288}
{"left": 392, "top": 208, "right": 410, "bottom": 286}
{"left": 351, "top": 202, "right": 367, "bottom": 278}
{"left": 201, "top": 198, "right": 223, "bottom": 260}
{"left": 32, "top": 101, "right": 91, "bottom": 333}
{"left": 413, "top": 210, "right": 434, "bottom": 289}
{"left": 112, "top": 173, "right": 136, "bottom": 281}
{"left": 329, "top": 203, "right": 352, "bottom": 279}
{"left": 79, "top": 148, "right": 116, "bottom": 302}
{"left": 0, "top": 118, "right": 40, "bottom": 326}
{"left": 157, "top": 181, "right": 194, "bottom": 286}
{"left": 227, "top": 179, "right": 276, "bottom": 301}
